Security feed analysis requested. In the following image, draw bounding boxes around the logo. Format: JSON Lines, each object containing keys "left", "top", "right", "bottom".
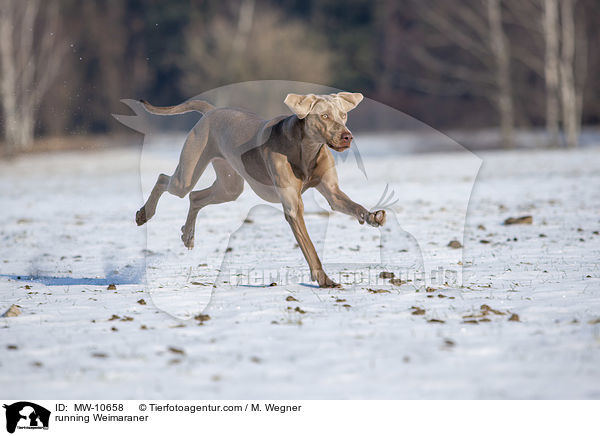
{"left": 3, "top": 402, "right": 50, "bottom": 434}
{"left": 114, "top": 80, "right": 480, "bottom": 319}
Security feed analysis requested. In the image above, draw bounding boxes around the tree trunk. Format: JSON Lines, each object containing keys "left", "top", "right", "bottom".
{"left": 0, "top": 8, "right": 21, "bottom": 152}
{"left": 16, "top": 111, "right": 34, "bottom": 148}
{"left": 216, "top": 0, "right": 255, "bottom": 107}
{"left": 543, "top": 0, "right": 561, "bottom": 147}
{"left": 559, "top": 0, "right": 579, "bottom": 148}
{"left": 487, "top": 0, "right": 515, "bottom": 148}
{"left": 0, "top": 0, "right": 63, "bottom": 154}
{"left": 377, "top": 0, "right": 401, "bottom": 103}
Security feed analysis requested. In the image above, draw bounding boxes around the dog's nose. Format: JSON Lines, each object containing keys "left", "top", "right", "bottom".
{"left": 340, "top": 131, "right": 353, "bottom": 144}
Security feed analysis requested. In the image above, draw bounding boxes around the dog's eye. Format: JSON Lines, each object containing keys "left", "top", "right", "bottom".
{"left": 321, "top": 114, "right": 328, "bottom": 119}
{"left": 341, "top": 113, "right": 347, "bottom": 119}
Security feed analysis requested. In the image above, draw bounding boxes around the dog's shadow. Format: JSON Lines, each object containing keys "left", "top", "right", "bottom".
{"left": 0, "top": 261, "right": 144, "bottom": 287}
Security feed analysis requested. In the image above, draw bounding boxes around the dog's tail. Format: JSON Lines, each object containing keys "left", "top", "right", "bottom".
{"left": 139, "top": 99, "right": 215, "bottom": 115}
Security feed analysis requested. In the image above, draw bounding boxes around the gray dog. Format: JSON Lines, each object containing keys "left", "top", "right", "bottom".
{"left": 136, "top": 92, "right": 386, "bottom": 288}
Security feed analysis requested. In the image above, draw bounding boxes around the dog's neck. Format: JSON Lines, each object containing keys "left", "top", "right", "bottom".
{"left": 283, "top": 115, "right": 324, "bottom": 163}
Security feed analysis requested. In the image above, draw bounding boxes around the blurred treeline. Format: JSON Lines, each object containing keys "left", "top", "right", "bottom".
{"left": 0, "top": 0, "right": 599, "bottom": 153}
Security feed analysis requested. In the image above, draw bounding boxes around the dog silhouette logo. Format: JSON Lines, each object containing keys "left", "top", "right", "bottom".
{"left": 3, "top": 402, "right": 50, "bottom": 433}
{"left": 114, "top": 80, "right": 480, "bottom": 319}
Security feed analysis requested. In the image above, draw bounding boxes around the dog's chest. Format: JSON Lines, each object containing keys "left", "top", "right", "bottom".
{"left": 296, "top": 161, "right": 323, "bottom": 192}
{"left": 295, "top": 144, "right": 323, "bottom": 181}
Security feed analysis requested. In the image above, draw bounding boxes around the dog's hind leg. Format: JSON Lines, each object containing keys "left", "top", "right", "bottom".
{"left": 166, "top": 126, "right": 212, "bottom": 199}
{"left": 136, "top": 173, "right": 170, "bottom": 225}
{"left": 136, "top": 122, "right": 211, "bottom": 226}
{"left": 181, "top": 158, "right": 244, "bottom": 249}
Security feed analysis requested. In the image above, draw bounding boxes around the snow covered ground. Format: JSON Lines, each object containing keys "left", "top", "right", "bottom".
{"left": 1, "top": 135, "right": 599, "bottom": 399}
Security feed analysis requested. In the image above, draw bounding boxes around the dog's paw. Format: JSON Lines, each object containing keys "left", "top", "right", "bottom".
{"left": 181, "top": 225, "right": 195, "bottom": 249}
{"left": 366, "top": 210, "right": 386, "bottom": 227}
{"left": 319, "top": 278, "right": 341, "bottom": 288}
{"left": 313, "top": 270, "right": 341, "bottom": 288}
{"left": 135, "top": 207, "right": 147, "bottom": 226}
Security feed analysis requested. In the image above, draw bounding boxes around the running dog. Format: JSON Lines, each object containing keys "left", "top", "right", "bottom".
{"left": 136, "top": 92, "right": 385, "bottom": 287}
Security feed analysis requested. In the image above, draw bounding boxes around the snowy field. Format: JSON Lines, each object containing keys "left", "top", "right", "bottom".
{"left": 1, "top": 134, "right": 599, "bottom": 399}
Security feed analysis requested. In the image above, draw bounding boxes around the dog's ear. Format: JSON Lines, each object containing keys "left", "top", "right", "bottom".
{"left": 284, "top": 93, "right": 319, "bottom": 119}
{"left": 334, "top": 92, "right": 364, "bottom": 112}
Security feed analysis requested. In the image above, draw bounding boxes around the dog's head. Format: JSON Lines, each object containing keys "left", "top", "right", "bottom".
{"left": 284, "top": 92, "right": 363, "bottom": 152}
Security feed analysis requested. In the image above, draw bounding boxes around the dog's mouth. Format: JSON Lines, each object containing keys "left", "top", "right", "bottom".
{"left": 327, "top": 143, "right": 350, "bottom": 152}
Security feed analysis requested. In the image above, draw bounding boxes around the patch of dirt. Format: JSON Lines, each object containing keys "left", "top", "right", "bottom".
{"left": 463, "top": 304, "right": 508, "bottom": 323}
{"left": 286, "top": 295, "right": 298, "bottom": 302}
{"left": 379, "top": 271, "right": 395, "bottom": 279}
{"left": 448, "top": 240, "right": 462, "bottom": 249}
{"left": 194, "top": 314, "right": 211, "bottom": 323}
{"left": 168, "top": 346, "right": 185, "bottom": 355}
{"left": 367, "top": 288, "right": 390, "bottom": 294}
{"left": 480, "top": 304, "right": 505, "bottom": 315}
{"left": 2, "top": 304, "right": 21, "bottom": 317}
{"left": 91, "top": 352, "right": 108, "bottom": 358}
{"left": 411, "top": 306, "right": 425, "bottom": 315}
{"left": 503, "top": 215, "right": 533, "bottom": 225}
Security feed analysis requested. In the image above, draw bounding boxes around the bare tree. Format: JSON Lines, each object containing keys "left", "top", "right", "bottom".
{"left": 377, "top": 0, "right": 403, "bottom": 101}
{"left": 559, "top": 0, "right": 580, "bottom": 148}
{"left": 506, "top": 0, "right": 586, "bottom": 147}
{"left": 217, "top": 0, "right": 256, "bottom": 107}
{"left": 181, "top": 5, "right": 331, "bottom": 100}
{"left": 487, "top": 0, "right": 515, "bottom": 147}
{"left": 0, "top": 0, "right": 65, "bottom": 153}
{"left": 543, "top": 0, "right": 561, "bottom": 146}
{"left": 409, "top": 0, "right": 515, "bottom": 148}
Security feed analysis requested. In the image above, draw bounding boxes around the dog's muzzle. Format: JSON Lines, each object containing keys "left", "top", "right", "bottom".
{"left": 328, "top": 131, "right": 353, "bottom": 152}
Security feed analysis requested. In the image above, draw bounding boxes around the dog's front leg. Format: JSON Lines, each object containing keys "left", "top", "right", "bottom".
{"left": 317, "top": 181, "right": 386, "bottom": 227}
{"left": 313, "top": 150, "right": 385, "bottom": 227}
{"left": 267, "top": 152, "right": 340, "bottom": 288}
{"left": 269, "top": 179, "right": 338, "bottom": 288}
{"left": 282, "top": 192, "right": 340, "bottom": 288}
